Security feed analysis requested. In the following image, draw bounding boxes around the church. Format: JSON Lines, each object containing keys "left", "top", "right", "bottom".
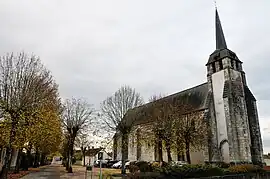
{"left": 112, "top": 9, "right": 264, "bottom": 165}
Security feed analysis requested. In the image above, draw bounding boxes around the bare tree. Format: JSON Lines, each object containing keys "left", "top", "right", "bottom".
{"left": 149, "top": 94, "right": 175, "bottom": 162}
{"left": 61, "top": 98, "right": 95, "bottom": 173}
{"left": 0, "top": 53, "right": 58, "bottom": 179}
{"left": 173, "top": 110, "right": 207, "bottom": 164}
{"left": 101, "top": 85, "right": 144, "bottom": 174}
{"left": 76, "top": 133, "right": 91, "bottom": 166}
{"left": 148, "top": 93, "right": 164, "bottom": 103}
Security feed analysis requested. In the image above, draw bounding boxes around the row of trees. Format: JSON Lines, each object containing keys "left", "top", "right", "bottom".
{"left": 0, "top": 52, "right": 208, "bottom": 177}
{"left": 149, "top": 95, "right": 207, "bottom": 164}
{"left": 99, "top": 87, "right": 208, "bottom": 174}
{"left": 0, "top": 53, "right": 62, "bottom": 179}
{"left": 0, "top": 53, "right": 98, "bottom": 177}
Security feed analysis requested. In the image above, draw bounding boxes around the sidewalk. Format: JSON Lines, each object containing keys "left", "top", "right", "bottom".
{"left": 60, "top": 165, "right": 87, "bottom": 179}
{"left": 20, "top": 164, "right": 87, "bottom": 179}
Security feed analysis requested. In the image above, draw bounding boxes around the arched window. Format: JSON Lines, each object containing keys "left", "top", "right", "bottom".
{"left": 236, "top": 62, "right": 239, "bottom": 71}
{"left": 219, "top": 60, "right": 223, "bottom": 70}
{"left": 212, "top": 63, "right": 216, "bottom": 73}
{"left": 231, "top": 59, "right": 234, "bottom": 69}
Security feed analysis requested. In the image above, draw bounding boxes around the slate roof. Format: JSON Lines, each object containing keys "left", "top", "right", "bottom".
{"left": 206, "top": 9, "right": 242, "bottom": 65}
{"left": 215, "top": 9, "right": 227, "bottom": 50}
{"left": 244, "top": 85, "right": 256, "bottom": 101}
{"left": 123, "top": 82, "right": 210, "bottom": 126}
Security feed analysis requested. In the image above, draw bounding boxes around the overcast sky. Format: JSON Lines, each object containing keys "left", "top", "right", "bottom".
{"left": 1, "top": 0, "right": 270, "bottom": 153}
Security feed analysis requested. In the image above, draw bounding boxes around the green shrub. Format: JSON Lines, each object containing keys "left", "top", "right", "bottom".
{"left": 179, "top": 164, "right": 225, "bottom": 178}
{"left": 72, "top": 157, "right": 76, "bottom": 164}
{"left": 129, "top": 162, "right": 139, "bottom": 173}
{"left": 136, "top": 161, "right": 152, "bottom": 172}
{"left": 216, "top": 162, "right": 230, "bottom": 168}
{"left": 151, "top": 162, "right": 162, "bottom": 173}
{"left": 137, "top": 162, "right": 265, "bottom": 178}
{"left": 86, "top": 166, "right": 92, "bottom": 171}
{"left": 153, "top": 164, "right": 225, "bottom": 178}
{"left": 228, "top": 164, "right": 264, "bottom": 174}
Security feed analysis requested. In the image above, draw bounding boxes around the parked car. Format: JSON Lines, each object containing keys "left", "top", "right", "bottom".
{"left": 94, "top": 160, "right": 109, "bottom": 168}
{"left": 112, "top": 161, "right": 122, "bottom": 168}
{"left": 124, "top": 160, "right": 136, "bottom": 169}
{"left": 107, "top": 160, "right": 119, "bottom": 168}
{"left": 170, "top": 161, "right": 187, "bottom": 166}
{"left": 124, "top": 161, "right": 130, "bottom": 169}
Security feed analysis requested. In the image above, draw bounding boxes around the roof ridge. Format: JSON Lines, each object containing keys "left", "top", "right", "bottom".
{"left": 131, "top": 82, "right": 208, "bottom": 111}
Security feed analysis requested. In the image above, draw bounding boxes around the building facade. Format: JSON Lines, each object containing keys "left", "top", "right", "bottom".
{"left": 113, "top": 9, "right": 264, "bottom": 165}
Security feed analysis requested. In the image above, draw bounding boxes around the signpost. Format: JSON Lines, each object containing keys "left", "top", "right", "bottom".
{"left": 98, "top": 152, "right": 103, "bottom": 179}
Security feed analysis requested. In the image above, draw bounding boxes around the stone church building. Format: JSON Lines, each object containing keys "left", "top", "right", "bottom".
{"left": 113, "top": 9, "right": 264, "bottom": 164}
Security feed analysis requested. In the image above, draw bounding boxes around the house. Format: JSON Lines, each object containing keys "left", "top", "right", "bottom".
{"left": 113, "top": 9, "right": 264, "bottom": 165}
{"left": 83, "top": 147, "right": 112, "bottom": 166}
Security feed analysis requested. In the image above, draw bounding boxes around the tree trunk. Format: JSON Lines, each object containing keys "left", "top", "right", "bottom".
{"left": 83, "top": 153, "right": 86, "bottom": 166}
{"left": 185, "top": 142, "right": 191, "bottom": 164}
{"left": 33, "top": 149, "right": 40, "bottom": 168}
{"left": 14, "top": 149, "right": 22, "bottom": 174}
{"left": 65, "top": 151, "right": 69, "bottom": 171}
{"left": 68, "top": 138, "right": 75, "bottom": 173}
{"left": 121, "top": 131, "right": 128, "bottom": 174}
{"left": 0, "top": 120, "right": 16, "bottom": 179}
{"left": 65, "top": 140, "right": 70, "bottom": 170}
{"left": 68, "top": 153, "right": 72, "bottom": 173}
{"left": 158, "top": 136, "right": 163, "bottom": 162}
{"left": 26, "top": 148, "right": 32, "bottom": 169}
{"left": 40, "top": 153, "right": 46, "bottom": 166}
{"left": 177, "top": 144, "right": 185, "bottom": 161}
{"left": 0, "top": 147, "right": 12, "bottom": 179}
{"left": 21, "top": 153, "right": 28, "bottom": 171}
{"left": 165, "top": 141, "right": 172, "bottom": 163}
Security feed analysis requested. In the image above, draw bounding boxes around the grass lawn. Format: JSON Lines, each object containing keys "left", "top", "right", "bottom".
{"left": 90, "top": 168, "right": 123, "bottom": 176}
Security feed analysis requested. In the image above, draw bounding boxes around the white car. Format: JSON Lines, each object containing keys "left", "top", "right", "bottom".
{"left": 125, "top": 161, "right": 136, "bottom": 169}
{"left": 170, "top": 161, "right": 187, "bottom": 166}
{"left": 124, "top": 161, "right": 130, "bottom": 169}
{"left": 112, "top": 161, "right": 122, "bottom": 168}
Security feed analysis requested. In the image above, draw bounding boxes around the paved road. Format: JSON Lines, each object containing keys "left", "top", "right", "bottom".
{"left": 21, "top": 165, "right": 62, "bottom": 179}
{"left": 21, "top": 164, "right": 86, "bottom": 179}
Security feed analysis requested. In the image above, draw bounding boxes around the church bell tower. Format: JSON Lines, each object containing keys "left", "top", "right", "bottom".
{"left": 206, "top": 9, "right": 264, "bottom": 164}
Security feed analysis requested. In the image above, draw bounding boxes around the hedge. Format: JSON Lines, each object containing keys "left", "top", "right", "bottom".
{"left": 128, "top": 161, "right": 265, "bottom": 178}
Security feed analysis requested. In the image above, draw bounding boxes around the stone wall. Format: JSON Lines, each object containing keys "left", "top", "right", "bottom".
{"left": 245, "top": 89, "right": 264, "bottom": 164}
{"left": 223, "top": 68, "right": 251, "bottom": 162}
{"left": 208, "top": 56, "right": 254, "bottom": 163}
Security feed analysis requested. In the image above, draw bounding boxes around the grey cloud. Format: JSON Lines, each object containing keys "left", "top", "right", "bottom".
{"left": 0, "top": 0, "right": 270, "bottom": 151}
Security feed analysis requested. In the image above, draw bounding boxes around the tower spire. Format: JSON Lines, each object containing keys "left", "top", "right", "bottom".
{"left": 215, "top": 9, "right": 227, "bottom": 49}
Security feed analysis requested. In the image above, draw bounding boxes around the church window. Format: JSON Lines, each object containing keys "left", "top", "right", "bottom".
{"left": 231, "top": 59, "right": 234, "bottom": 69}
{"left": 219, "top": 60, "right": 223, "bottom": 70}
{"left": 212, "top": 63, "right": 216, "bottom": 73}
{"left": 236, "top": 62, "right": 239, "bottom": 71}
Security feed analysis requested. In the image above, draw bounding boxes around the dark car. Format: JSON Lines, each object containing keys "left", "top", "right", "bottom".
{"left": 107, "top": 160, "right": 119, "bottom": 168}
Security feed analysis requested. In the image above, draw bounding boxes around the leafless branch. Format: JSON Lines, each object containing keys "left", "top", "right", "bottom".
{"left": 100, "top": 85, "right": 144, "bottom": 132}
